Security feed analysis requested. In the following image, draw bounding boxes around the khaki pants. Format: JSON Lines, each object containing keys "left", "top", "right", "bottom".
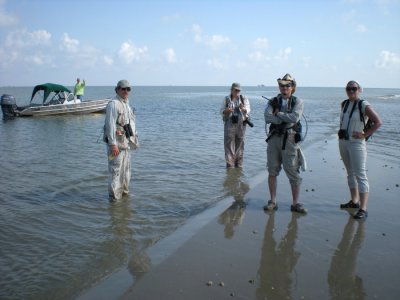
{"left": 224, "top": 120, "right": 246, "bottom": 167}
{"left": 339, "top": 139, "right": 369, "bottom": 193}
{"left": 108, "top": 147, "right": 131, "bottom": 201}
{"left": 267, "top": 134, "right": 302, "bottom": 186}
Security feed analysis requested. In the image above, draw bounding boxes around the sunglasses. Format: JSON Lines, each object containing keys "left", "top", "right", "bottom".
{"left": 120, "top": 87, "right": 131, "bottom": 92}
{"left": 279, "top": 84, "right": 292, "bottom": 88}
{"left": 346, "top": 87, "right": 358, "bottom": 92}
{"left": 233, "top": 89, "right": 241, "bottom": 92}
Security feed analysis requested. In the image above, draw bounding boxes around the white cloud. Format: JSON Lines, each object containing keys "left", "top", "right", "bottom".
{"left": 103, "top": 55, "right": 113, "bottom": 66}
{"left": 205, "top": 34, "right": 230, "bottom": 49}
{"left": 25, "top": 55, "right": 45, "bottom": 65}
{"left": 0, "top": 0, "right": 17, "bottom": 27}
{"left": 356, "top": 23, "right": 367, "bottom": 32}
{"left": 254, "top": 37, "right": 269, "bottom": 49}
{"left": 118, "top": 41, "right": 148, "bottom": 64}
{"left": 61, "top": 33, "right": 79, "bottom": 53}
{"left": 274, "top": 47, "right": 292, "bottom": 61}
{"left": 375, "top": 50, "right": 400, "bottom": 68}
{"left": 165, "top": 48, "right": 177, "bottom": 63}
{"left": 5, "top": 29, "right": 51, "bottom": 48}
{"left": 207, "top": 58, "right": 224, "bottom": 69}
{"left": 248, "top": 51, "right": 266, "bottom": 62}
{"left": 192, "top": 24, "right": 203, "bottom": 43}
{"left": 191, "top": 24, "right": 230, "bottom": 49}
{"left": 342, "top": 9, "right": 369, "bottom": 33}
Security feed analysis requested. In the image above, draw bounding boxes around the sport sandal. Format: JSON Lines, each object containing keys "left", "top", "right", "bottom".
{"left": 340, "top": 200, "right": 360, "bottom": 209}
{"left": 353, "top": 209, "right": 368, "bottom": 220}
{"left": 291, "top": 203, "right": 308, "bottom": 214}
{"left": 263, "top": 200, "right": 278, "bottom": 211}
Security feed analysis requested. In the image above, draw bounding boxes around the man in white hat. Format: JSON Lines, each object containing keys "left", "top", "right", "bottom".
{"left": 104, "top": 80, "right": 138, "bottom": 202}
{"left": 264, "top": 74, "right": 307, "bottom": 213}
{"left": 220, "top": 83, "right": 251, "bottom": 168}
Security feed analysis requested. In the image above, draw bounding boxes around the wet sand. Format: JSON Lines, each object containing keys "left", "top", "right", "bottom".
{"left": 85, "top": 137, "right": 400, "bottom": 300}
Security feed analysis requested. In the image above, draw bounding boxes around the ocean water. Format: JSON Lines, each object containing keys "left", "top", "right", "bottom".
{"left": 0, "top": 86, "right": 399, "bottom": 299}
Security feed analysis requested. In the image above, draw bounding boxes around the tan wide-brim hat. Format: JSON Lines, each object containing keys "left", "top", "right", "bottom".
{"left": 277, "top": 73, "right": 295, "bottom": 85}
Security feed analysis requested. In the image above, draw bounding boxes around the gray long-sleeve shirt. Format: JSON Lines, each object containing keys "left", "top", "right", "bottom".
{"left": 104, "top": 95, "right": 131, "bottom": 147}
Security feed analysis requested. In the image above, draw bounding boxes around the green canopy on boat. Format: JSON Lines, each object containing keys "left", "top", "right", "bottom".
{"left": 30, "top": 83, "right": 71, "bottom": 104}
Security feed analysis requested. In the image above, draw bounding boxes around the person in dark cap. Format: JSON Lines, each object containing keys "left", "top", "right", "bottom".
{"left": 264, "top": 74, "right": 307, "bottom": 213}
{"left": 220, "top": 83, "right": 251, "bottom": 168}
{"left": 104, "top": 80, "right": 139, "bottom": 202}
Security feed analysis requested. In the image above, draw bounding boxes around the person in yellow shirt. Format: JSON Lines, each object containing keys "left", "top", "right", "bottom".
{"left": 74, "top": 78, "right": 86, "bottom": 101}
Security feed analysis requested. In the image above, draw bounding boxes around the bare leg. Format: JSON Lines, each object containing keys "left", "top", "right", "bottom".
{"left": 291, "top": 184, "right": 300, "bottom": 205}
{"left": 359, "top": 192, "right": 368, "bottom": 211}
{"left": 268, "top": 175, "right": 277, "bottom": 203}
{"left": 350, "top": 187, "right": 359, "bottom": 204}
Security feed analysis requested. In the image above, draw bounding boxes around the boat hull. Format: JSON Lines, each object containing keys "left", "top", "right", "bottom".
{"left": 18, "top": 99, "right": 110, "bottom": 116}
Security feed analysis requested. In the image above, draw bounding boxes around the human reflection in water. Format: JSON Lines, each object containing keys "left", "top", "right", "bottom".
{"left": 328, "top": 215, "right": 366, "bottom": 300}
{"left": 218, "top": 168, "right": 250, "bottom": 239}
{"left": 109, "top": 199, "right": 151, "bottom": 280}
{"left": 256, "top": 212, "right": 301, "bottom": 300}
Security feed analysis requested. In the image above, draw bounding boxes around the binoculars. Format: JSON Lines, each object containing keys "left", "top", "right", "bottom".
{"left": 123, "top": 124, "right": 134, "bottom": 138}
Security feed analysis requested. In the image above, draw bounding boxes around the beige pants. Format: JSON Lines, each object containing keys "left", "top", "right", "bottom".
{"left": 108, "top": 147, "right": 131, "bottom": 201}
{"left": 339, "top": 139, "right": 369, "bottom": 193}
{"left": 224, "top": 120, "right": 246, "bottom": 167}
{"left": 267, "top": 134, "right": 302, "bottom": 186}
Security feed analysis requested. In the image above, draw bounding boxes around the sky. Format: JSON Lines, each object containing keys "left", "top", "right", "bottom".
{"left": 0, "top": 0, "right": 399, "bottom": 88}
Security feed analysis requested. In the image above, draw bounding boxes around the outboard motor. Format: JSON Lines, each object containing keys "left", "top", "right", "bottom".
{"left": 1, "top": 94, "right": 18, "bottom": 119}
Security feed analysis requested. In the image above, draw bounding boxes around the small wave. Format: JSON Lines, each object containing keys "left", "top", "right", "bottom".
{"left": 378, "top": 94, "right": 400, "bottom": 100}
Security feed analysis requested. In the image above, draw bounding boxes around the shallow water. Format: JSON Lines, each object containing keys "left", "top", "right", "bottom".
{"left": 0, "top": 86, "right": 399, "bottom": 299}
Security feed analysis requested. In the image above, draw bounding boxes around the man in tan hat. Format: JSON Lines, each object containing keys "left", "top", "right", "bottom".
{"left": 220, "top": 83, "right": 251, "bottom": 168}
{"left": 104, "top": 80, "right": 139, "bottom": 202}
{"left": 264, "top": 74, "right": 307, "bottom": 213}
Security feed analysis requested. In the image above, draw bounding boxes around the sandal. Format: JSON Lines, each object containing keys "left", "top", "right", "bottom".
{"left": 340, "top": 200, "right": 360, "bottom": 209}
{"left": 353, "top": 209, "right": 368, "bottom": 220}
{"left": 291, "top": 203, "right": 308, "bottom": 214}
{"left": 263, "top": 200, "right": 278, "bottom": 211}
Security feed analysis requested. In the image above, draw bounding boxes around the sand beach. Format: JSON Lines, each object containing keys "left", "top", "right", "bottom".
{"left": 79, "top": 136, "right": 400, "bottom": 300}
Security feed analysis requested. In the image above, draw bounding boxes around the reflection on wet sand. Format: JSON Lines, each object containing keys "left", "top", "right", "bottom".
{"left": 328, "top": 215, "right": 366, "bottom": 300}
{"left": 109, "top": 199, "right": 151, "bottom": 280}
{"left": 256, "top": 213, "right": 301, "bottom": 300}
{"left": 218, "top": 168, "right": 250, "bottom": 239}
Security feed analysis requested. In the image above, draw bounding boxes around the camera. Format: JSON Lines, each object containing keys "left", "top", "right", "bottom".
{"left": 123, "top": 123, "right": 134, "bottom": 138}
{"left": 231, "top": 114, "right": 239, "bottom": 124}
{"left": 338, "top": 129, "right": 349, "bottom": 140}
